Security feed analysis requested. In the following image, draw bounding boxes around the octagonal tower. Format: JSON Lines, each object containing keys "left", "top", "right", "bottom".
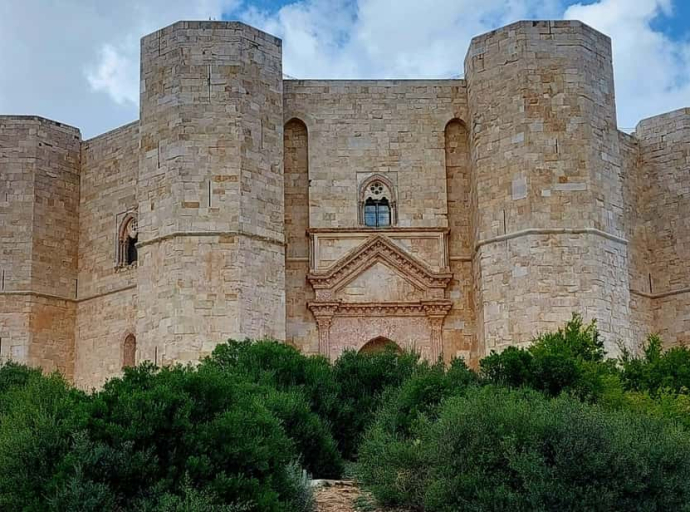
{"left": 465, "top": 20, "right": 630, "bottom": 355}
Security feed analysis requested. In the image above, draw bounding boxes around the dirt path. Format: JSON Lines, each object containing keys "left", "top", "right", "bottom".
{"left": 313, "top": 480, "right": 367, "bottom": 512}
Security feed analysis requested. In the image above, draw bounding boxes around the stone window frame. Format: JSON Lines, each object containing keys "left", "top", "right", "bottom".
{"left": 358, "top": 174, "right": 397, "bottom": 227}
{"left": 116, "top": 212, "right": 138, "bottom": 269}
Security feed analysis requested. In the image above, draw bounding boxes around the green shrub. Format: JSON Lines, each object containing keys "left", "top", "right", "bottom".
{"left": 620, "top": 335, "right": 690, "bottom": 395}
{"left": 480, "top": 314, "right": 621, "bottom": 401}
{"left": 205, "top": 339, "right": 339, "bottom": 419}
{"left": 358, "top": 385, "right": 690, "bottom": 511}
{"left": 372, "top": 358, "right": 477, "bottom": 438}
{"left": 261, "top": 389, "right": 343, "bottom": 478}
{"left": 206, "top": 340, "right": 427, "bottom": 461}
{"left": 0, "top": 370, "right": 87, "bottom": 511}
{"left": 0, "top": 362, "right": 315, "bottom": 512}
{"left": 355, "top": 360, "right": 477, "bottom": 508}
{"left": 204, "top": 340, "right": 342, "bottom": 456}
{"left": 331, "top": 346, "right": 422, "bottom": 459}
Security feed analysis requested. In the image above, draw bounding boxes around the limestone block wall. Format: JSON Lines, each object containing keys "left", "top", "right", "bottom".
{"left": 137, "top": 21, "right": 285, "bottom": 365}
{"left": 466, "top": 20, "right": 631, "bottom": 355}
{"left": 284, "top": 80, "right": 468, "bottom": 229}
{"left": 284, "top": 80, "right": 476, "bottom": 361}
{"left": 75, "top": 122, "right": 139, "bottom": 388}
{"left": 0, "top": 117, "right": 37, "bottom": 363}
{"left": 284, "top": 118, "right": 316, "bottom": 352}
{"left": 444, "top": 119, "right": 475, "bottom": 362}
{"left": 636, "top": 108, "right": 690, "bottom": 346}
{"left": 0, "top": 116, "right": 80, "bottom": 377}
{"left": 621, "top": 131, "right": 654, "bottom": 344}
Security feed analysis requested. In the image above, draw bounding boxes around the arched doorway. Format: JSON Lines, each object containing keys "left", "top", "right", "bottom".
{"left": 359, "top": 337, "right": 402, "bottom": 355}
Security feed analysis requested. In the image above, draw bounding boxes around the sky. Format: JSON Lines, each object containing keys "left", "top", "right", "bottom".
{"left": 0, "top": 0, "right": 688, "bottom": 138}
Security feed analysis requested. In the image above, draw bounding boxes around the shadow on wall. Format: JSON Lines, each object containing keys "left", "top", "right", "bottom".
{"left": 359, "top": 337, "right": 402, "bottom": 354}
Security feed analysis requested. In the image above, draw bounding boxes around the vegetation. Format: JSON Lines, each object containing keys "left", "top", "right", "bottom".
{"left": 3, "top": 315, "right": 690, "bottom": 510}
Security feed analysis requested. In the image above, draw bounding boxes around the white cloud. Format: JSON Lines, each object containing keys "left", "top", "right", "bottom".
{"left": 0, "top": 0, "right": 238, "bottom": 138}
{"left": 243, "top": 0, "right": 563, "bottom": 79}
{"left": 0, "top": 0, "right": 687, "bottom": 137}
{"left": 564, "top": 0, "right": 690, "bottom": 129}
{"left": 86, "top": 44, "right": 139, "bottom": 106}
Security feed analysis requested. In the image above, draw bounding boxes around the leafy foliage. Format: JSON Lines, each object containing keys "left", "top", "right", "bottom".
{"left": 5, "top": 316, "right": 690, "bottom": 511}
{"left": 480, "top": 314, "right": 620, "bottom": 401}
{"left": 0, "top": 363, "right": 314, "bottom": 512}
{"left": 358, "top": 386, "right": 690, "bottom": 511}
{"left": 620, "top": 335, "right": 690, "bottom": 395}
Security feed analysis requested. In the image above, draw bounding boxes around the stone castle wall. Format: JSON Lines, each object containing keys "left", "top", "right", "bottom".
{"left": 136, "top": 22, "right": 285, "bottom": 369}
{"left": 636, "top": 108, "right": 690, "bottom": 346}
{"left": 465, "top": 21, "right": 631, "bottom": 355}
{"left": 75, "top": 122, "right": 139, "bottom": 388}
{"left": 1, "top": 19, "right": 688, "bottom": 385}
{"left": 0, "top": 116, "right": 80, "bottom": 378}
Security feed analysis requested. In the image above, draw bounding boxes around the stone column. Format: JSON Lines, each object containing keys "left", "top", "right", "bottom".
{"left": 424, "top": 301, "right": 451, "bottom": 362}
{"left": 309, "top": 303, "right": 338, "bottom": 359}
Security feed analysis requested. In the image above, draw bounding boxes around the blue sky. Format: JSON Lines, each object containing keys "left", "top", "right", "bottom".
{"left": 0, "top": 0, "right": 688, "bottom": 137}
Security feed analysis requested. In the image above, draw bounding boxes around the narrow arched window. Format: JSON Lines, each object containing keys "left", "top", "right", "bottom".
{"left": 123, "top": 334, "right": 136, "bottom": 369}
{"left": 117, "top": 214, "right": 138, "bottom": 268}
{"left": 126, "top": 233, "right": 138, "bottom": 265}
{"left": 360, "top": 177, "right": 396, "bottom": 227}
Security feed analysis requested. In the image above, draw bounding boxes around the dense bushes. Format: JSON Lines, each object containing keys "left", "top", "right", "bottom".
{"left": 479, "top": 315, "right": 620, "bottom": 401}
{"left": 359, "top": 386, "right": 690, "bottom": 511}
{"left": 620, "top": 334, "right": 690, "bottom": 394}
{"left": 0, "top": 342, "right": 435, "bottom": 509}
{"left": 356, "top": 316, "right": 690, "bottom": 511}
{"left": 206, "top": 340, "right": 423, "bottom": 460}
{"left": 3, "top": 315, "right": 690, "bottom": 511}
{"left": 0, "top": 362, "right": 316, "bottom": 511}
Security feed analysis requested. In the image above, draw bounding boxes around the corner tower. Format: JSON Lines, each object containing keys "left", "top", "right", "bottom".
{"left": 465, "top": 21, "right": 630, "bottom": 354}
{"left": 137, "top": 22, "right": 285, "bottom": 365}
{"left": 0, "top": 116, "right": 81, "bottom": 378}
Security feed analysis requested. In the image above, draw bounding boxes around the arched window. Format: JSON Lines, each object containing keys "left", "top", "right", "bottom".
{"left": 359, "top": 176, "right": 396, "bottom": 227}
{"left": 122, "top": 334, "right": 136, "bottom": 369}
{"left": 364, "top": 197, "right": 391, "bottom": 227}
{"left": 117, "top": 214, "right": 138, "bottom": 267}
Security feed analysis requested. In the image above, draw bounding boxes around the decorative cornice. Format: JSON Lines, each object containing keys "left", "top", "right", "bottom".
{"left": 137, "top": 230, "right": 285, "bottom": 249}
{"left": 475, "top": 227, "right": 627, "bottom": 251}
{"left": 0, "top": 284, "right": 136, "bottom": 304}
{"left": 0, "top": 290, "right": 77, "bottom": 302}
{"left": 308, "top": 235, "right": 452, "bottom": 291}
{"left": 308, "top": 227, "right": 450, "bottom": 234}
{"left": 308, "top": 299, "right": 453, "bottom": 318}
{"left": 630, "top": 287, "right": 690, "bottom": 300}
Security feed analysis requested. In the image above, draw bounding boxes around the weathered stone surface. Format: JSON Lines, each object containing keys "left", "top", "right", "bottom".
{"left": 1, "top": 19, "right": 688, "bottom": 387}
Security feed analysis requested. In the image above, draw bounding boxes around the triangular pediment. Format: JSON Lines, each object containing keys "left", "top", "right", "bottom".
{"left": 308, "top": 235, "right": 451, "bottom": 292}
{"left": 335, "top": 260, "right": 425, "bottom": 302}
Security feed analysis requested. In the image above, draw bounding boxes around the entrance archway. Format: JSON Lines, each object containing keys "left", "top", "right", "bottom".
{"left": 359, "top": 337, "right": 402, "bottom": 355}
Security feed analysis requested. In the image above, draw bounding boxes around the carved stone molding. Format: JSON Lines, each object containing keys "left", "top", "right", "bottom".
{"left": 307, "top": 235, "right": 454, "bottom": 360}
{"left": 309, "top": 300, "right": 452, "bottom": 318}
{"left": 308, "top": 235, "right": 452, "bottom": 292}
{"left": 308, "top": 299, "right": 452, "bottom": 359}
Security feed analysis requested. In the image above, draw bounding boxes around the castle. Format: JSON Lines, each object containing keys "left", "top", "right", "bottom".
{"left": 1, "top": 19, "right": 688, "bottom": 388}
